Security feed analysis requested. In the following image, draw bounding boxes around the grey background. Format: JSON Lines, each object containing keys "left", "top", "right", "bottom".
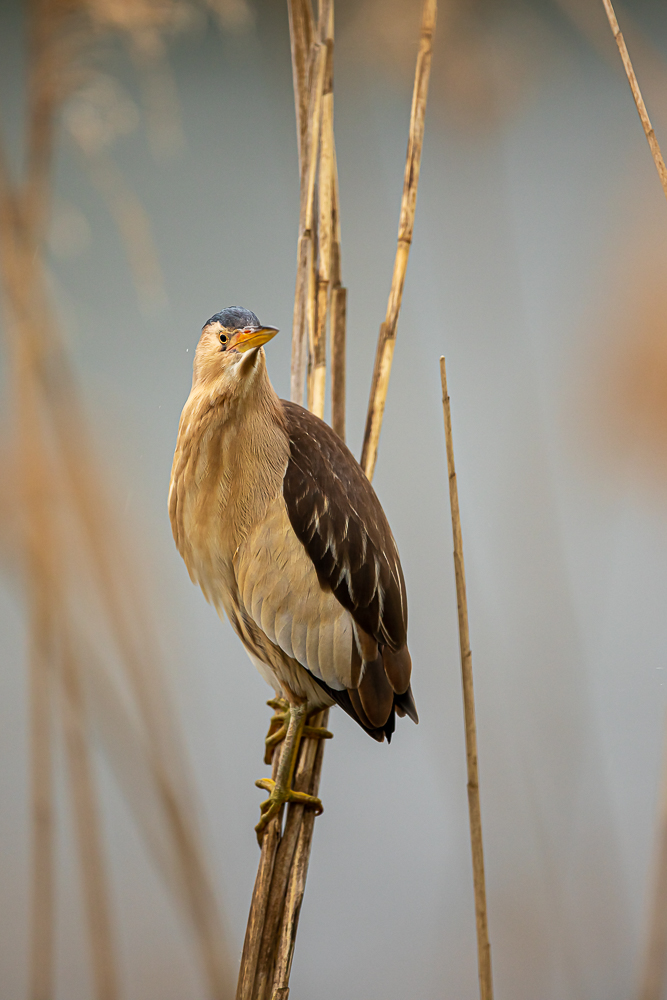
{"left": 2, "top": 1, "right": 667, "bottom": 997}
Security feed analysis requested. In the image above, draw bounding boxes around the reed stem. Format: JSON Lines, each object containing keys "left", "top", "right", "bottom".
{"left": 601, "top": 0, "right": 667, "bottom": 203}
{"left": 239, "top": 4, "right": 345, "bottom": 996}
{"left": 440, "top": 357, "right": 494, "bottom": 1000}
{"left": 360, "top": 0, "right": 437, "bottom": 480}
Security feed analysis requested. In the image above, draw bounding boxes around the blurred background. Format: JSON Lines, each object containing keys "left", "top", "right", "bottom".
{"left": 2, "top": 0, "right": 667, "bottom": 997}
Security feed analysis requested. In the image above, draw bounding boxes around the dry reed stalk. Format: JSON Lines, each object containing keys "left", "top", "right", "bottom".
{"left": 601, "top": 0, "right": 667, "bottom": 203}
{"left": 439, "top": 357, "right": 493, "bottom": 1000}
{"left": 330, "top": 283, "right": 346, "bottom": 438}
{"left": 236, "top": 747, "right": 284, "bottom": 1000}
{"left": 329, "top": 139, "right": 346, "bottom": 440}
{"left": 554, "top": 0, "right": 667, "bottom": 115}
{"left": 290, "top": 32, "right": 327, "bottom": 404}
{"left": 238, "top": 4, "right": 345, "bottom": 996}
{"left": 287, "top": 0, "right": 314, "bottom": 172}
{"left": 238, "top": 6, "right": 324, "bottom": 991}
{"left": 360, "top": 0, "right": 437, "bottom": 481}
{"left": 308, "top": 4, "right": 334, "bottom": 418}
{"left": 269, "top": 709, "right": 328, "bottom": 998}
{"left": 249, "top": 710, "right": 328, "bottom": 1000}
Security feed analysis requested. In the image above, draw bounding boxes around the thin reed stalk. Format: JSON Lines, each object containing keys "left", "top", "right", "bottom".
{"left": 329, "top": 138, "right": 346, "bottom": 440}
{"left": 439, "top": 357, "right": 493, "bottom": 1000}
{"left": 601, "top": 0, "right": 667, "bottom": 202}
{"left": 309, "top": 4, "right": 334, "bottom": 418}
{"left": 360, "top": 0, "right": 437, "bottom": 481}
{"left": 290, "top": 28, "right": 327, "bottom": 404}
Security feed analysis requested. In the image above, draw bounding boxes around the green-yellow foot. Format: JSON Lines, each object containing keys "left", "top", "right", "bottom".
{"left": 255, "top": 701, "right": 332, "bottom": 844}
{"left": 254, "top": 778, "right": 323, "bottom": 842}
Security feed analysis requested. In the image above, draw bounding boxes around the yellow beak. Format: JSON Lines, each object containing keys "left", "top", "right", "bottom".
{"left": 229, "top": 326, "right": 279, "bottom": 354}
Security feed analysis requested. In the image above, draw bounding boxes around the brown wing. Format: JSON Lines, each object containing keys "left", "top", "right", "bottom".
{"left": 281, "top": 400, "right": 407, "bottom": 651}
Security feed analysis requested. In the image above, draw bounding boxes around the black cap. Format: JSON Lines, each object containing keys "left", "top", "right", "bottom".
{"left": 204, "top": 306, "right": 260, "bottom": 330}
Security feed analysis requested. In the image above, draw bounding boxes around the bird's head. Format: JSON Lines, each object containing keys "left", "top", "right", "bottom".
{"left": 192, "top": 306, "right": 279, "bottom": 400}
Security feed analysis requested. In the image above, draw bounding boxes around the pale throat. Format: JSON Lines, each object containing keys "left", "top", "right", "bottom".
{"left": 185, "top": 362, "right": 289, "bottom": 566}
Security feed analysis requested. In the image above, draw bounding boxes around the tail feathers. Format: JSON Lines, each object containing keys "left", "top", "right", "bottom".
{"left": 358, "top": 653, "right": 394, "bottom": 728}
{"left": 394, "top": 684, "right": 419, "bottom": 724}
{"left": 306, "top": 666, "right": 418, "bottom": 743}
{"left": 309, "top": 676, "right": 392, "bottom": 742}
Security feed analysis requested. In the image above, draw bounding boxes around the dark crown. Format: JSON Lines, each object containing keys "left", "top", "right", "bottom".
{"left": 204, "top": 306, "right": 260, "bottom": 331}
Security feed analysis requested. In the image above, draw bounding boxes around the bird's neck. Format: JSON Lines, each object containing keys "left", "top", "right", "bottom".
{"left": 169, "top": 359, "right": 289, "bottom": 594}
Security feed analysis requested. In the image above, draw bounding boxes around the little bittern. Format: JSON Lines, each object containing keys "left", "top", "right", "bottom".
{"left": 169, "top": 307, "right": 417, "bottom": 838}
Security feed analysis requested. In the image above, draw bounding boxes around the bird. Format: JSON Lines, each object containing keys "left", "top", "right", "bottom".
{"left": 169, "top": 306, "right": 418, "bottom": 838}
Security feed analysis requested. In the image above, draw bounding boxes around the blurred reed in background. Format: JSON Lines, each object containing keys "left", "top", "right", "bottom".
{"left": 0, "top": 1, "right": 252, "bottom": 997}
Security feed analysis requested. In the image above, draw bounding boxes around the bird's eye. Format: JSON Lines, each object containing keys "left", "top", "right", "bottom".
{"left": 219, "top": 333, "right": 228, "bottom": 346}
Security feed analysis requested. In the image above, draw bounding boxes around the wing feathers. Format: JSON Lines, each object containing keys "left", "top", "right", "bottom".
{"left": 281, "top": 401, "right": 408, "bottom": 651}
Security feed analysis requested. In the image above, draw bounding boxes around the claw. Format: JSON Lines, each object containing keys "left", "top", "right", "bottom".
{"left": 254, "top": 778, "right": 323, "bottom": 843}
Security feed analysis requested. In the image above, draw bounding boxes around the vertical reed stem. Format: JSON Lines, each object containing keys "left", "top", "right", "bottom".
{"left": 440, "top": 357, "right": 493, "bottom": 1000}
{"left": 360, "top": 0, "right": 437, "bottom": 480}
{"left": 290, "top": 36, "right": 327, "bottom": 405}
{"left": 236, "top": 748, "right": 284, "bottom": 1000}
{"left": 270, "top": 712, "right": 329, "bottom": 998}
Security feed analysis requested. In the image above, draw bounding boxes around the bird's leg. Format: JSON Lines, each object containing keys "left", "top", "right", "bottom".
{"left": 263, "top": 699, "right": 333, "bottom": 765}
{"left": 263, "top": 697, "right": 290, "bottom": 765}
{"left": 255, "top": 702, "right": 324, "bottom": 842}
